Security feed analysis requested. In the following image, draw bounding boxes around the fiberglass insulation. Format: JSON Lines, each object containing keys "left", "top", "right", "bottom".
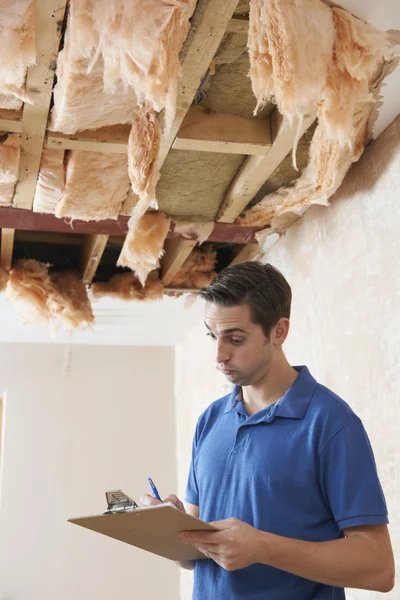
{"left": 33, "top": 149, "right": 66, "bottom": 214}
{"left": 0, "top": 0, "right": 35, "bottom": 109}
{"left": 7, "top": 259, "right": 94, "bottom": 330}
{"left": 169, "top": 247, "right": 217, "bottom": 289}
{"left": 50, "top": 0, "right": 197, "bottom": 281}
{"left": 91, "top": 270, "right": 164, "bottom": 301}
{"left": 56, "top": 151, "right": 131, "bottom": 221}
{"left": 0, "top": 133, "right": 20, "bottom": 206}
{"left": 240, "top": 1, "right": 389, "bottom": 226}
{"left": 117, "top": 212, "right": 171, "bottom": 286}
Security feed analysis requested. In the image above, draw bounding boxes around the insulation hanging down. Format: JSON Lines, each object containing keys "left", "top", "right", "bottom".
{"left": 91, "top": 271, "right": 164, "bottom": 302}
{"left": 240, "top": 1, "right": 389, "bottom": 227}
{"left": 117, "top": 212, "right": 171, "bottom": 286}
{"left": 0, "top": 268, "right": 9, "bottom": 292}
{"left": 169, "top": 248, "right": 217, "bottom": 289}
{"left": 49, "top": 0, "right": 198, "bottom": 281}
{"left": 0, "top": 133, "right": 21, "bottom": 206}
{"left": 6, "top": 260, "right": 94, "bottom": 331}
{"left": 0, "top": 0, "right": 35, "bottom": 109}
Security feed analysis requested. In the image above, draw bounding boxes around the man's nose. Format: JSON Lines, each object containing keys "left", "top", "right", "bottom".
{"left": 216, "top": 341, "right": 231, "bottom": 365}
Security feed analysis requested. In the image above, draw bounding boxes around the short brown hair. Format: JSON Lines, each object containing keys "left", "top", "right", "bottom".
{"left": 199, "top": 261, "right": 292, "bottom": 337}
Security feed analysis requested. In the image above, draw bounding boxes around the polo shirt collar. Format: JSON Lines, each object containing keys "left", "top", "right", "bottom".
{"left": 223, "top": 366, "right": 317, "bottom": 420}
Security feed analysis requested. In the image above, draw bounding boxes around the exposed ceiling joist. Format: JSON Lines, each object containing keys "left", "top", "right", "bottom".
{"left": 154, "top": 0, "right": 242, "bottom": 282}
{"left": 226, "top": 17, "right": 249, "bottom": 35}
{"left": 46, "top": 109, "right": 272, "bottom": 157}
{"left": 81, "top": 234, "right": 109, "bottom": 284}
{"left": 46, "top": 125, "right": 130, "bottom": 154}
{"left": 12, "top": 0, "right": 67, "bottom": 211}
{"left": 0, "top": 206, "right": 263, "bottom": 243}
{"left": 173, "top": 107, "right": 271, "bottom": 155}
{"left": 161, "top": 239, "right": 197, "bottom": 286}
{"left": 0, "top": 109, "right": 23, "bottom": 134}
{"left": 156, "top": 0, "right": 242, "bottom": 168}
{"left": 230, "top": 243, "right": 260, "bottom": 265}
{"left": 216, "top": 110, "right": 317, "bottom": 223}
{"left": 1, "top": 228, "right": 15, "bottom": 270}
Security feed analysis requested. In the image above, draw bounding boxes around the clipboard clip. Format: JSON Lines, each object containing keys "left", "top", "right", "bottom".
{"left": 104, "top": 489, "right": 138, "bottom": 514}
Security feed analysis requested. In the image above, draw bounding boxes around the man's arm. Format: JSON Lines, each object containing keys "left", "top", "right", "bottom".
{"left": 180, "top": 520, "right": 395, "bottom": 592}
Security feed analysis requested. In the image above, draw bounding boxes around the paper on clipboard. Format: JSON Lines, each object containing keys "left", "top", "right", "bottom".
{"left": 69, "top": 502, "right": 217, "bottom": 561}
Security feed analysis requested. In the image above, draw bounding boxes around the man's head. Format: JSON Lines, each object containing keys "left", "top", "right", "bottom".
{"left": 199, "top": 262, "right": 292, "bottom": 386}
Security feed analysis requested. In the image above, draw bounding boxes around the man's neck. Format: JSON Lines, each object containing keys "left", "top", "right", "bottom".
{"left": 242, "top": 357, "right": 299, "bottom": 416}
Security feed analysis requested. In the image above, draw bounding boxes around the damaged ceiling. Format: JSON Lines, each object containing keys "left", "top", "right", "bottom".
{"left": 0, "top": 0, "right": 398, "bottom": 333}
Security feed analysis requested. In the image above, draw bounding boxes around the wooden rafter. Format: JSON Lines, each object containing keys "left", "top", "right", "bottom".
{"left": 1, "top": 229, "right": 15, "bottom": 270}
{"left": 0, "top": 109, "right": 23, "bottom": 134}
{"left": 230, "top": 243, "right": 260, "bottom": 265}
{"left": 216, "top": 110, "right": 317, "bottom": 223}
{"left": 81, "top": 234, "right": 109, "bottom": 284}
{"left": 173, "top": 107, "right": 271, "bottom": 155}
{"left": 157, "top": 0, "right": 241, "bottom": 284}
{"left": 13, "top": 0, "right": 67, "bottom": 210}
{"left": 45, "top": 109, "right": 272, "bottom": 157}
{"left": 226, "top": 17, "right": 249, "bottom": 35}
{"left": 4, "top": 1, "right": 67, "bottom": 275}
{"left": 156, "top": 0, "right": 243, "bottom": 169}
{"left": 161, "top": 239, "right": 197, "bottom": 286}
{"left": 0, "top": 206, "right": 263, "bottom": 243}
{"left": 78, "top": 1, "right": 242, "bottom": 283}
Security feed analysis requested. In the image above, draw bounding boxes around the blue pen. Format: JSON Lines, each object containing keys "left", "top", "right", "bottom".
{"left": 148, "top": 477, "right": 162, "bottom": 501}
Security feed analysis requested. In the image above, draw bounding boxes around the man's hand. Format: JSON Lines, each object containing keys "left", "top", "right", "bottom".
{"left": 180, "top": 517, "right": 266, "bottom": 571}
{"left": 139, "top": 493, "right": 186, "bottom": 512}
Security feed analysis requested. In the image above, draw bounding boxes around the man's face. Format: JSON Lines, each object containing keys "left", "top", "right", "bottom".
{"left": 204, "top": 302, "right": 273, "bottom": 387}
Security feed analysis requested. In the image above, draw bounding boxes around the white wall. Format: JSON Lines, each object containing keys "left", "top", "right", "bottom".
{"left": 175, "top": 116, "right": 400, "bottom": 599}
{"left": 0, "top": 343, "right": 178, "bottom": 600}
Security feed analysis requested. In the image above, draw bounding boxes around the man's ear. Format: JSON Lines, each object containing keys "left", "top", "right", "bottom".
{"left": 271, "top": 318, "right": 290, "bottom": 346}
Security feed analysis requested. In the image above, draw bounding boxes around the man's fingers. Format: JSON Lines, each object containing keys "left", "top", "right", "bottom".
{"left": 180, "top": 531, "right": 220, "bottom": 545}
{"left": 209, "top": 519, "right": 233, "bottom": 529}
{"left": 139, "top": 494, "right": 162, "bottom": 507}
{"left": 164, "top": 494, "right": 185, "bottom": 512}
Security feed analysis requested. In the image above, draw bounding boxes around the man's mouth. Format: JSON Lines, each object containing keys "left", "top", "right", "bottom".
{"left": 221, "top": 368, "right": 235, "bottom": 375}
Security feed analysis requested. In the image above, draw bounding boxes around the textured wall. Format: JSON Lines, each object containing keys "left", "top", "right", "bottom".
{"left": 175, "top": 115, "right": 400, "bottom": 599}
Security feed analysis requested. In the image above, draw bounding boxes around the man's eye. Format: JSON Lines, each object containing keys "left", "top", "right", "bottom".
{"left": 231, "top": 338, "right": 244, "bottom": 345}
{"left": 206, "top": 332, "right": 216, "bottom": 340}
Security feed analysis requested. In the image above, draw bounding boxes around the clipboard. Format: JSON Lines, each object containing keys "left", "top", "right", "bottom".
{"left": 69, "top": 502, "right": 217, "bottom": 561}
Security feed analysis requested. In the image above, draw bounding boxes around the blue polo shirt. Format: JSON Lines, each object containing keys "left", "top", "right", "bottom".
{"left": 185, "top": 366, "right": 388, "bottom": 599}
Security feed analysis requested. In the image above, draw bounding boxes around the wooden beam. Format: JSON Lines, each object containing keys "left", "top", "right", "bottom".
{"left": 230, "top": 243, "right": 260, "bottom": 265}
{"left": 0, "top": 207, "right": 264, "bottom": 242}
{"left": 173, "top": 107, "right": 271, "bottom": 155}
{"left": 46, "top": 125, "right": 130, "bottom": 154}
{"left": 216, "top": 109, "right": 316, "bottom": 223}
{"left": 45, "top": 108, "right": 271, "bottom": 156}
{"left": 12, "top": 0, "right": 67, "bottom": 210}
{"left": 156, "top": 0, "right": 241, "bottom": 168}
{"left": 226, "top": 18, "right": 249, "bottom": 35}
{"left": 1, "top": 229, "right": 15, "bottom": 270}
{"left": 0, "top": 109, "right": 23, "bottom": 134}
{"left": 156, "top": 0, "right": 240, "bottom": 280}
{"left": 15, "top": 230, "right": 84, "bottom": 246}
{"left": 161, "top": 239, "right": 197, "bottom": 286}
{"left": 81, "top": 234, "right": 109, "bottom": 284}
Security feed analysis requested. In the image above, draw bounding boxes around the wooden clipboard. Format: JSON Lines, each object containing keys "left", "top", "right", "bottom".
{"left": 68, "top": 502, "right": 217, "bottom": 561}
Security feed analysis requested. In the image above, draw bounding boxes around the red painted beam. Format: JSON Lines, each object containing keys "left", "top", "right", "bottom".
{"left": 0, "top": 207, "right": 265, "bottom": 244}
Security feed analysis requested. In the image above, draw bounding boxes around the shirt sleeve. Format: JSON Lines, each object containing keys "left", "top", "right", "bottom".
{"left": 185, "top": 423, "right": 200, "bottom": 506}
{"left": 318, "top": 420, "right": 388, "bottom": 530}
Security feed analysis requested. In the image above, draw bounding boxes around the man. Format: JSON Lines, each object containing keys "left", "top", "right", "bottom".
{"left": 141, "top": 262, "right": 395, "bottom": 598}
